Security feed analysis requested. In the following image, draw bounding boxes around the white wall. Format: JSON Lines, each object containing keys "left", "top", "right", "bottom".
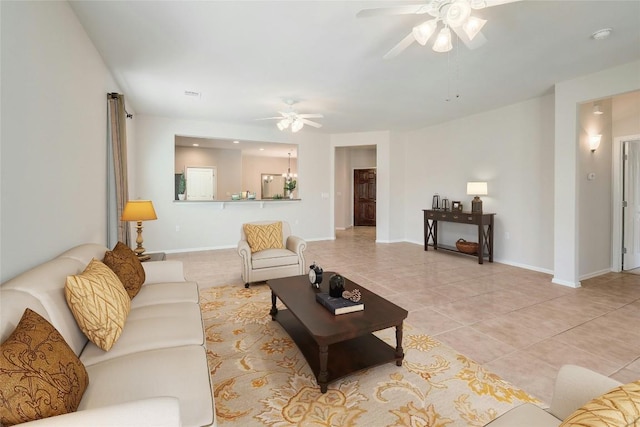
{"left": 0, "top": 1, "right": 122, "bottom": 282}
{"left": 554, "top": 60, "right": 640, "bottom": 286}
{"left": 577, "top": 99, "right": 613, "bottom": 278}
{"left": 133, "top": 115, "right": 332, "bottom": 252}
{"left": 402, "top": 95, "right": 556, "bottom": 271}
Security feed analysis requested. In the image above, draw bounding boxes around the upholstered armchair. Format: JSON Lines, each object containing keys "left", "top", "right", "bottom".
{"left": 237, "top": 220, "right": 306, "bottom": 288}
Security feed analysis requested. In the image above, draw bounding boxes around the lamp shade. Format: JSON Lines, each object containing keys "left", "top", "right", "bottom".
{"left": 589, "top": 135, "right": 602, "bottom": 152}
{"left": 467, "top": 182, "right": 488, "bottom": 196}
{"left": 121, "top": 200, "right": 157, "bottom": 221}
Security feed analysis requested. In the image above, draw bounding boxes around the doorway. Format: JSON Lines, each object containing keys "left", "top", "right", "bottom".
{"left": 622, "top": 140, "right": 640, "bottom": 271}
{"left": 613, "top": 135, "right": 640, "bottom": 272}
{"left": 354, "top": 168, "right": 376, "bottom": 226}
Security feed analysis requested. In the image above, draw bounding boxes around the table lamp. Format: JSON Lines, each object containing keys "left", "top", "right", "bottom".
{"left": 121, "top": 200, "right": 157, "bottom": 261}
{"left": 466, "top": 182, "right": 487, "bottom": 213}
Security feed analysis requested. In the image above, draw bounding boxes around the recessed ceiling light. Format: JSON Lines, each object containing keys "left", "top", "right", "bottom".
{"left": 591, "top": 28, "right": 612, "bottom": 40}
{"left": 192, "top": 143, "right": 199, "bottom": 147}
{"left": 259, "top": 148, "right": 265, "bottom": 151}
{"left": 184, "top": 90, "right": 201, "bottom": 98}
{"left": 233, "top": 140, "right": 240, "bottom": 144}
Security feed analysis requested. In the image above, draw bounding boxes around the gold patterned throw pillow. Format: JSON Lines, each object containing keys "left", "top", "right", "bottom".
{"left": 0, "top": 309, "right": 89, "bottom": 426}
{"left": 103, "top": 241, "right": 146, "bottom": 299}
{"left": 560, "top": 380, "right": 640, "bottom": 426}
{"left": 244, "top": 222, "right": 284, "bottom": 253}
{"left": 65, "top": 258, "right": 131, "bottom": 351}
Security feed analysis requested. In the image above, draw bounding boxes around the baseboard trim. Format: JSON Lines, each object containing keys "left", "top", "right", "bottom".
{"left": 579, "top": 268, "right": 612, "bottom": 281}
{"left": 551, "top": 277, "right": 582, "bottom": 288}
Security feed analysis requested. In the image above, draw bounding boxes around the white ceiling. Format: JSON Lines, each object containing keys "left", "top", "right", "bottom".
{"left": 69, "top": 0, "right": 640, "bottom": 134}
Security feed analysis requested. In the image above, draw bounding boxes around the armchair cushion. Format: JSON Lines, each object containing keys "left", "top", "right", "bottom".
{"left": 0, "top": 309, "right": 89, "bottom": 426}
{"left": 251, "top": 248, "right": 301, "bottom": 269}
{"left": 559, "top": 380, "right": 640, "bottom": 426}
{"left": 243, "top": 222, "right": 284, "bottom": 253}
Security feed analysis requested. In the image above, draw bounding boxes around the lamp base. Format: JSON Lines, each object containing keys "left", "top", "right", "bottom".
{"left": 471, "top": 197, "right": 483, "bottom": 213}
{"left": 137, "top": 254, "right": 151, "bottom": 262}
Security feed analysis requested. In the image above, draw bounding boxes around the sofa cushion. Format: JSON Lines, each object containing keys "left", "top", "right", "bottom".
{"left": 560, "top": 380, "right": 640, "bottom": 426}
{"left": 131, "top": 281, "right": 199, "bottom": 309}
{"left": 251, "top": 248, "right": 300, "bottom": 269}
{"left": 244, "top": 221, "right": 284, "bottom": 253}
{"left": 0, "top": 309, "right": 89, "bottom": 426}
{"left": 65, "top": 259, "right": 131, "bottom": 351}
{"left": 79, "top": 302, "right": 204, "bottom": 366}
{"left": 103, "top": 242, "right": 145, "bottom": 299}
{"left": 80, "top": 345, "right": 214, "bottom": 427}
{"left": 484, "top": 403, "right": 561, "bottom": 427}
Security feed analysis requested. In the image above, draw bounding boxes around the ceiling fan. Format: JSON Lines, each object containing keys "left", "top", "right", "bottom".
{"left": 357, "top": 0, "right": 520, "bottom": 59}
{"left": 256, "top": 101, "right": 323, "bottom": 132}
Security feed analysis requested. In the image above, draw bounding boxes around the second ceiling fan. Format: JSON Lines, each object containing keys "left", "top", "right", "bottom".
{"left": 257, "top": 101, "right": 323, "bottom": 132}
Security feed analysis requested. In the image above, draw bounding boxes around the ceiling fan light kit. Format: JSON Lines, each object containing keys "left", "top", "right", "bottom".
{"left": 257, "top": 101, "right": 324, "bottom": 133}
{"left": 359, "top": 0, "right": 507, "bottom": 58}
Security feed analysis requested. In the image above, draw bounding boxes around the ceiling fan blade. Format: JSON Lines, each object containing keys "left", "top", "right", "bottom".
{"left": 357, "top": 4, "right": 430, "bottom": 18}
{"left": 255, "top": 117, "right": 283, "bottom": 121}
{"left": 451, "top": 25, "right": 487, "bottom": 50}
{"left": 300, "top": 119, "right": 322, "bottom": 128}
{"left": 483, "top": 0, "right": 522, "bottom": 8}
{"left": 297, "top": 113, "right": 324, "bottom": 119}
{"left": 383, "top": 32, "right": 416, "bottom": 60}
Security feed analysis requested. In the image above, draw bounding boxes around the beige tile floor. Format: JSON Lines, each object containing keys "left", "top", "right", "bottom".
{"left": 168, "top": 226, "right": 640, "bottom": 405}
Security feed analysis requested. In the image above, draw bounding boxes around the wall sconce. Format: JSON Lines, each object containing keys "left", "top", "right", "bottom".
{"left": 589, "top": 135, "right": 602, "bottom": 152}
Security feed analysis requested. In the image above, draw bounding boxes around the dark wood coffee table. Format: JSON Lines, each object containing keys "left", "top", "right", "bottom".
{"left": 268, "top": 273, "right": 408, "bottom": 393}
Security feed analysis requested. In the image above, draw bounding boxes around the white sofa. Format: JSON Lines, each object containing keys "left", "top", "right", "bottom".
{"left": 485, "top": 365, "right": 623, "bottom": 426}
{"left": 0, "top": 243, "right": 215, "bottom": 427}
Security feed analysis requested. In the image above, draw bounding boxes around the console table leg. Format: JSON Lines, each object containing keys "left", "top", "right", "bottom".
{"left": 395, "top": 323, "right": 405, "bottom": 366}
{"left": 270, "top": 291, "right": 278, "bottom": 320}
{"left": 318, "top": 345, "right": 329, "bottom": 393}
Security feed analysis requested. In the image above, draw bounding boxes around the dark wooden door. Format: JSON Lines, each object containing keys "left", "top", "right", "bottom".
{"left": 354, "top": 169, "right": 376, "bottom": 226}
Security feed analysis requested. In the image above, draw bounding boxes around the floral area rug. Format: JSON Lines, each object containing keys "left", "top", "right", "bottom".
{"left": 201, "top": 285, "right": 539, "bottom": 426}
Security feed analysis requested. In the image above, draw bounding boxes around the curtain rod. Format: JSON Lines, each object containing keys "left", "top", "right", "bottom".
{"left": 108, "top": 92, "right": 133, "bottom": 119}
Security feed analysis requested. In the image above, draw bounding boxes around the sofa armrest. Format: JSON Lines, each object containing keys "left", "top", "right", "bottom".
{"left": 237, "top": 240, "right": 251, "bottom": 259}
{"left": 286, "top": 235, "right": 307, "bottom": 256}
{"left": 142, "top": 260, "right": 186, "bottom": 284}
{"left": 549, "top": 365, "right": 622, "bottom": 420}
{"left": 19, "top": 397, "right": 180, "bottom": 427}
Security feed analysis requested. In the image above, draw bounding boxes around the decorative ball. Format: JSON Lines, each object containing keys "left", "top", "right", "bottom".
{"left": 342, "top": 289, "right": 362, "bottom": 303}
{"left": 329, "top": 274, "right": 345, "bottom": 297}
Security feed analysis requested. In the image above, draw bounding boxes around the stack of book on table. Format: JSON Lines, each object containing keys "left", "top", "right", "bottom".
{"left": 315, "top": 293, "right": 364, "bottom": 315}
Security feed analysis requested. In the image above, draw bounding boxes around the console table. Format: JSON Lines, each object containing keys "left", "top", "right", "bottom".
{"left": 423, "top": 210, "right": 495, "bottom": 264}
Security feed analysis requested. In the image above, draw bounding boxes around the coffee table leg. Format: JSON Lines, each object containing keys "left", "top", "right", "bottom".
{"left": 395, "top": 323, "right": 405, "bottom": 366}
{"left": 270, "top": 291, "right": 278, "bottom": 320}
{"left": 318, "top": 345, "right": 328, "bottom": 393}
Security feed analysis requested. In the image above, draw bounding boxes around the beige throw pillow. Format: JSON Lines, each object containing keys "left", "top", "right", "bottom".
{"left": 65, "top": 258, "right": 131, "bottom": 351}
{"left": 103, "top": 241, "right": 146, "bottom": 299}
{"left": 244, "top": 222, "right": 284, "bottom": 253}
{"left": 0, "top": 309, "right": 89, "bottom": 426}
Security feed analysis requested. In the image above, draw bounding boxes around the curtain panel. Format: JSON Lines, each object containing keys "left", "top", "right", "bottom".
{"left": 107, "top": 93, "right": 130, "bottom": 247}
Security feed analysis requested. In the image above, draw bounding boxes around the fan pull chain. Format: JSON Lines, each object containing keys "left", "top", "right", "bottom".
{"left": 446, "top": 36, "right": 461, "bottom": 102}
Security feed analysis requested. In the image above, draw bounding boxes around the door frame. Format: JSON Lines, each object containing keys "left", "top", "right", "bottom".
{"left": 611, "top": 134, "right": 640, "bottom": 272}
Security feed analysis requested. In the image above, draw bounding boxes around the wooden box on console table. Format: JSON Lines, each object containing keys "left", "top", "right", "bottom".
{"left": 423, "top": 209, "right": 495, "bottom": 264}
